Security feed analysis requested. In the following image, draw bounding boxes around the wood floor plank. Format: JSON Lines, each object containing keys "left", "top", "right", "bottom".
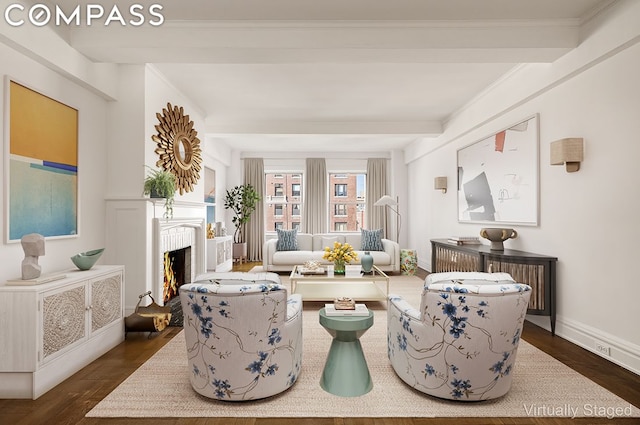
{"left": 1, "top": 264, "right": 638, "bottom": 425}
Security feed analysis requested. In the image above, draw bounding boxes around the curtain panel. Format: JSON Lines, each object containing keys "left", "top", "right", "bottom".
{"left": 243, "top": 158, "right": 265, "bottom": 261}
{"left": 303, "top": 158, "right": 327, "bottom": 234}
{"left": 366, "top": 158, "right": 388, "bottom": 235}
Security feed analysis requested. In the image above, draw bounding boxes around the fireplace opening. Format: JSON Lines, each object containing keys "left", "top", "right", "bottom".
{"left": 163, "top": 246, "right": 192, "bottom": 303}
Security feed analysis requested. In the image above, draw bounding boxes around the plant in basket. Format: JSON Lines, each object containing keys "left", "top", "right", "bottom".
{"left": 322, "top": 241, "right": 358, "bottom": 275}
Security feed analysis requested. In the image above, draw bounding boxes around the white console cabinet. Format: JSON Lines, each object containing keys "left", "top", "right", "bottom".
{"left": 206, "top": 236, "right": 233, "bottom": 272}
{"left": 0, "top": 265, "right": 125, "bottom": 399}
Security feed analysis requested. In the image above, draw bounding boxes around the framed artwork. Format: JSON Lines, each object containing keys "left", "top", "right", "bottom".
{"left": 457, "top": 114, "right": 539, "bottom": 226}
{"left": 4, "top": 78, "right": 79, "bottom": 242}
{"left": 204, "top": 167, "right": 216, "bottom": 224}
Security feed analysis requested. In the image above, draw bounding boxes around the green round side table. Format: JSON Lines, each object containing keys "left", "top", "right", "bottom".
{"left": 318, "top": 307, "right": 374, "bottom": 397}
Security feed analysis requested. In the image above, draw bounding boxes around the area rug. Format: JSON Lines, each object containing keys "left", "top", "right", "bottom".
{"left": 88, "top": 274, "right": 640, "bottom": 419}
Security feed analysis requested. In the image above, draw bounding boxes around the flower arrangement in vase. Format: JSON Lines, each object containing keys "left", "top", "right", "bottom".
{"left": 322, "top": 241, "right": 358, "bottom": 275}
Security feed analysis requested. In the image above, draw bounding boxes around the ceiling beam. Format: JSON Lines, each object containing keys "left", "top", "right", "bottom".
{"left": 203, "top": 119, "right": 442, "bottom": 135}
{"left": 68, "top": 20, "right": 579, "bottom": 64}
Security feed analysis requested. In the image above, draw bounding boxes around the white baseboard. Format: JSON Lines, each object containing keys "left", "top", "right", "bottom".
{"left": 417, "top": 261, "right": 639, "bottom": 376}
{"left": 527, "top": 315, "right": 640, "bottom": 376}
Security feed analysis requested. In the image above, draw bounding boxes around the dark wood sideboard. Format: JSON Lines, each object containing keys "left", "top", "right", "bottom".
{"left": 430, "top": 239, "right": 557, "bottom": 335}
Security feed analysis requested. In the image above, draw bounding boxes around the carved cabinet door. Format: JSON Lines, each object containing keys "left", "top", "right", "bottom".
{"left": 41, "top": 283, "right": 86, "bottom": 362}
{"left": 90, "top": 273, "right": 123, "bottom": 333}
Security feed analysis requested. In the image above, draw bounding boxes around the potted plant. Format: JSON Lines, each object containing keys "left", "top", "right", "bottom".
{"left": 143, "top": 167, "right": 176, "bottom": 219}
{"left": 224, "top": 184, "right": 261, "bottom": 259}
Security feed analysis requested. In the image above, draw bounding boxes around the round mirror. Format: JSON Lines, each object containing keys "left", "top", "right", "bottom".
{"left": 173, "top": 136, "right": 193, "bottom": 169}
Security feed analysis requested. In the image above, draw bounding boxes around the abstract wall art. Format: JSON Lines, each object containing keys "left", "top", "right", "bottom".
{"left": 457, "top": 114, "right": 539, "bottom": 226}
{"left": 5, "top": 79, "right": 78, "bottom": 242}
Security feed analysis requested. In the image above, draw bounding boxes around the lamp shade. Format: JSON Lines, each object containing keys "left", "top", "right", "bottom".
{"left": 434, "top": 176, "right": 447, "bottom": 191}
{"left": 374, "top": 195, "right": 397, "bottom": 206}
{"left": 550, "top": 138, "right": 584, "bottom": 172}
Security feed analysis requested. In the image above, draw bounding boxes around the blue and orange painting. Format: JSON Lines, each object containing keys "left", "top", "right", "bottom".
{"left": 9, "top": 81, "right": 78, "bottom": 240}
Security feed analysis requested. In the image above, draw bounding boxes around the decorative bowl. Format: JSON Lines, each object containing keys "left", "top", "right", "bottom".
{"left": 71, "top": 248, "right": 105, "bottom": 270}
{"left": 480, "top": 228, "right": 518, "bottom": 251}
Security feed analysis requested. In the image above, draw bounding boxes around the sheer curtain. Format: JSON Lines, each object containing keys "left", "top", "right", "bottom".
{"left": 243, "top": 158, "right": 264, "bottom": 262}
{"left": 366, "top": 158, "right": 388, "bottom": 234}
{"left": 303, "top": 158, "right": 327, "bottom": 234}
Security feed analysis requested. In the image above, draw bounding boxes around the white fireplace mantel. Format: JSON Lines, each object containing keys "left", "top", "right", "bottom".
{"left": 153, "top": 217, "right": 206, "bottom": 305}
{"left": 105, "top": 198, "right": 207, "bottom": 313}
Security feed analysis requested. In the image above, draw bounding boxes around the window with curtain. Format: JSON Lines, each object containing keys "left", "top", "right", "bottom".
{"left": 328, "top": 172, "right": 366, "bottom": 232}
{"left": 265, "top": 172, "right": 304, "bottom": 231}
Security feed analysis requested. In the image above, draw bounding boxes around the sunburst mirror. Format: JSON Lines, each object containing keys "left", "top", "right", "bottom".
{"left": 152, "top": 103, "right": 202, "bottom": 195}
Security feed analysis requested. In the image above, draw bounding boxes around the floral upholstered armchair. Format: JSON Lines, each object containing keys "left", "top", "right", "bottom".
{"left": 180, "top": 278, "right": 303, "bottom": 400}
{"left": 387, "top": 272, "right": 531, "bottom": 401}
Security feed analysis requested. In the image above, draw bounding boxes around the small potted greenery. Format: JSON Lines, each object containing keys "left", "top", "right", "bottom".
{"left": 143, "top": 167, "right": 176, "bottom": 219}
{"left": 224, "top": 184, "right": 261, "bottom": 259}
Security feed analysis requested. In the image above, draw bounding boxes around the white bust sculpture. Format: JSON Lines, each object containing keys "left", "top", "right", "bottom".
{"left": 21, "top": 233, "right": 45, "bottom": 280}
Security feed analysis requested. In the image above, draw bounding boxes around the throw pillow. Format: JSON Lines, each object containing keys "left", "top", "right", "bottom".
{"left": 276, "top": 228, "right": 298, "bottom": 251}
{"left": 322, "top": 236, "right": 339, "bottom": 249}
{"left": 361, "top": 228, "right": 384, "bottom": 251}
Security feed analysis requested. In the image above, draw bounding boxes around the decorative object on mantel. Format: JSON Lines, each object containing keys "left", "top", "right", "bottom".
{"left": 20, "top": 233, "right": 45, "bottom": 279}
{"left": 152, "top": 102, "right": 203, "bottom": 195}
{"left": 143, "top": 167, "right": 176, "bottom": 219}
{"left": 206, "top": 223, "right": 215, "bottom": 239}
{"left": 322, "top": 241, "right": 358, "bottom": 275}
{"left": 550, "top": 137, "right": 584, "bottom": 172}
{"left": 361, "top": 251, "right": 374, "bottom": 273}
{"left": 480, "top": 228, "right": 518, "bottom": 251}
{"left": 70, "top": 248, "right": 105, "bottom": 270}
{"left": 434, "top": 176, "right": 448, "bottom": 194}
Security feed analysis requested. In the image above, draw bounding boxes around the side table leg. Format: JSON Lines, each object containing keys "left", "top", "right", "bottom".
{"left": 320, "top": 336, "right": 373, "bottom": 397}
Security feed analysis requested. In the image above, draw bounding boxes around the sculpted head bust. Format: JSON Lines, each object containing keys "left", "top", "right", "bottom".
{"left": 21, "top": 233, "right": 45, "bottom": 280}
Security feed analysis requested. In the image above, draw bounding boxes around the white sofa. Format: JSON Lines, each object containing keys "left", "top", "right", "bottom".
{"left": 263, "top": 232, "right": 400, "bottom": 272}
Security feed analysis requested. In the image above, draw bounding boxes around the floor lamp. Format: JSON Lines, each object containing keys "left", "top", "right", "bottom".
{"left": 374, "top": 195, "right": 401, "bottom": 242}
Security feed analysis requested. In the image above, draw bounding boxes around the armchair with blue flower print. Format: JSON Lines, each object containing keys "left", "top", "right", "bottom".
{"left": 387, "top": 272, "right": 531, "bottom": 401}
{"left": 180, "top": 278, "right": 303, "bottom": 400}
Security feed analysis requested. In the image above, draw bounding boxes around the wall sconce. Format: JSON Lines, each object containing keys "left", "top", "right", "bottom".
{"left": 550, "top": 138, "right": 584, "bottom": 172}
{"left": 434, "top": 176, "right": 447, "bottom": 194}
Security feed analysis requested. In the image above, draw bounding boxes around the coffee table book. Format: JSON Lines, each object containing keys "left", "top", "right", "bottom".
{"left": 5, "top": 273, "right": 67, "bottom": 286}
{"left": 324, "top": 303, "right": 369, "bottom": 316}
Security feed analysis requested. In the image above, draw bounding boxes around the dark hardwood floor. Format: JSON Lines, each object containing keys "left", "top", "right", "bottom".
{"left": 1, "top": 263, "right": 638, "bottom": 425}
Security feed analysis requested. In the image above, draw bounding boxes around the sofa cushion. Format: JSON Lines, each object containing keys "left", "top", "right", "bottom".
{"left": 276, "top": 228, "right": 298, "bottom": 251}
{"left": 273, "top": 250, "right": 326, "bottom": 265}
{"left": 361, "top": 228, "right": 384, "bottom": 251}
{"left": 344, "top": 234, "right": 361, "bottom": 248}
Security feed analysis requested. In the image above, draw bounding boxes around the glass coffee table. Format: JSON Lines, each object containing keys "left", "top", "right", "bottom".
{"left": 289, "top": 265, "right": 389, "bottom": 301}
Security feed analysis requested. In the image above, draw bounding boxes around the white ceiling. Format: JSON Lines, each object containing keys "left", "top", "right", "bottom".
{"left": 45, "top": 0, "right": 613, "bottom": 153}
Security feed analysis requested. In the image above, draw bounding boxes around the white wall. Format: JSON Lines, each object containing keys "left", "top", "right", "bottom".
{"left": 404, "top": 1, "right": 640, "bottom": 374}
{"left": 0, "top": 43, "right": 110, "bottom": 282}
